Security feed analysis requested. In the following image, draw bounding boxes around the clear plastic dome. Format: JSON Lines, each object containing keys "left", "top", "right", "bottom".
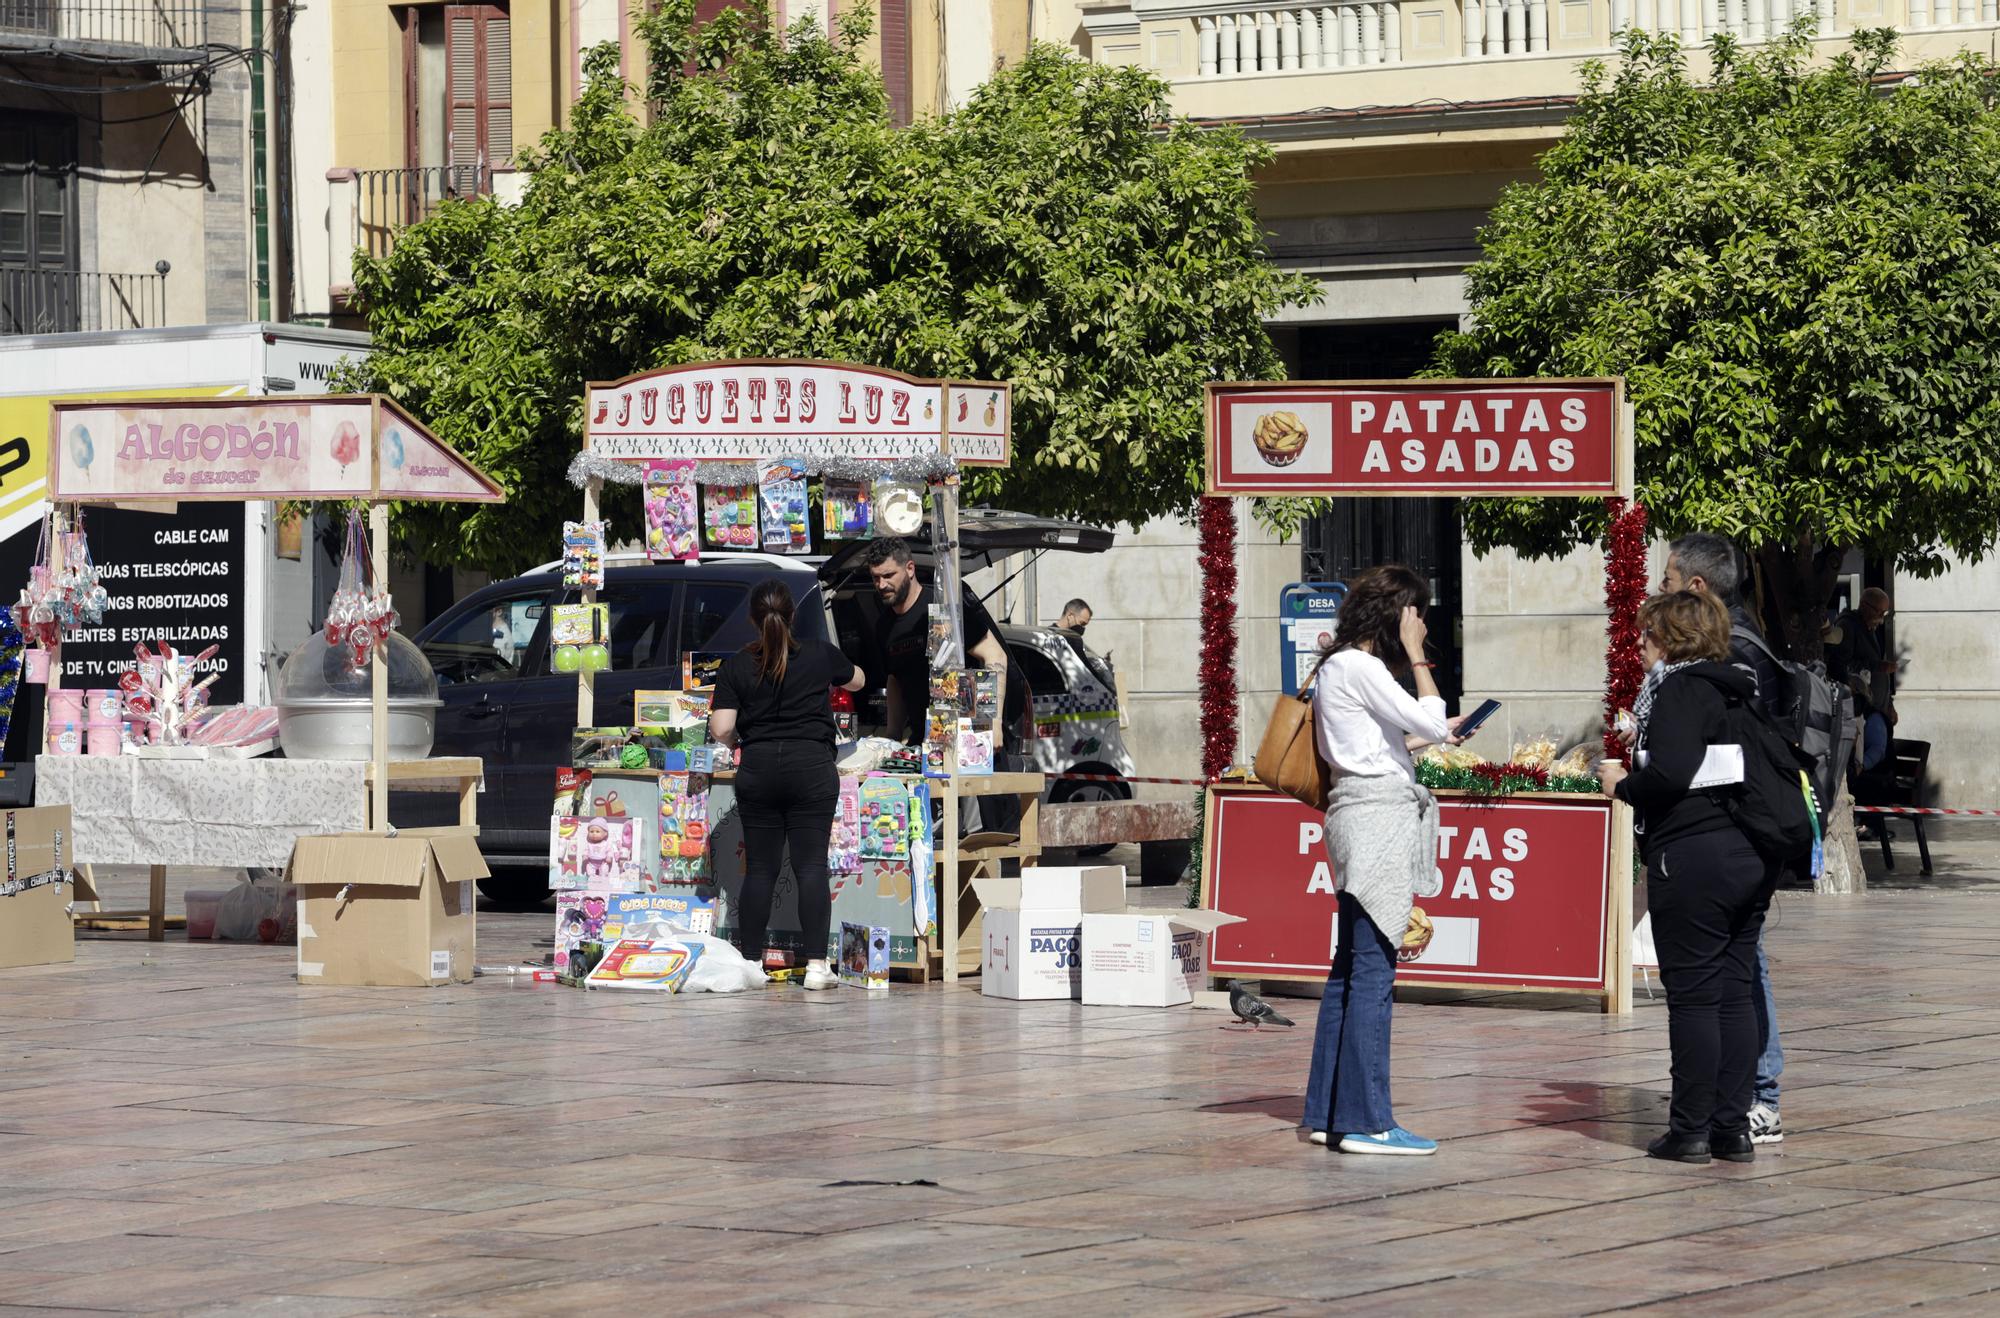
{"left": 275, "top": 629, "right": 439, "bottom": 704}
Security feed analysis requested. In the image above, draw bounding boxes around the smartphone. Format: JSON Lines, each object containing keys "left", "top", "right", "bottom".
{"left": 1455, "top": 698, "right": 1502, "bottom": 739}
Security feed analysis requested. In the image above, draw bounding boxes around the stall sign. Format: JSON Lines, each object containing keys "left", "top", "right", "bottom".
{"left": 586, "top": 361, "right": 1012, "bottom": 466}
{"left": 1279, "top": 582, "right": 1345, "bottom": 696}
{"left": 1203, "top": 787, "right": 1613, "bottom": 992}
{"left": 47, "top": 397, "right": 504, "bottom": 504}
{"left": 1205, "top": 379, "right": 1625, "bottom": 498}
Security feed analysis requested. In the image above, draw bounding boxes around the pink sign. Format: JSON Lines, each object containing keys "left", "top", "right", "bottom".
{"left": 48, "top": 396, "right": 503, "bottom": 503}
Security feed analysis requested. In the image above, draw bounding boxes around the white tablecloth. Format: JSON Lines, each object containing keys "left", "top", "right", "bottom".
{"left": 35, "top": 756, "right": 367, "bottom": 869}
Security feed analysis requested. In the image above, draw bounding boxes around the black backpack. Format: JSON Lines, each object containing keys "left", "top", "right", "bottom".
{"left": 1731, "top": 624, "right": 1854, "bottom": 818}
{"left": 1693, "top": 670, "right": 1819, "bottom": 870}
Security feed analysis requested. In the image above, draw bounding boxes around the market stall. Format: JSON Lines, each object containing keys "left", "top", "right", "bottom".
{"left": 557, "top": 359, "right": 1038, "bottom": 983}
{"left": 31, "top": 395, "right": 503, "bottom": 942}
{"left": 1198, "top": 377, "right": 1642, "bottom": 1013}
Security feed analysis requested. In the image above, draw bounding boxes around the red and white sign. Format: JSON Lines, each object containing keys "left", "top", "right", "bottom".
{"left": 587, "top": 360, "right": 1012, "bottom": 468}
{"left": 48, "top": 396, "right": 504, "bottom": 504}
{"left": 1204, "top": 378, "right": 1625, "bottom": 498}
{"left": 1202, "top": 786, "right": 1614, "bottom": 993}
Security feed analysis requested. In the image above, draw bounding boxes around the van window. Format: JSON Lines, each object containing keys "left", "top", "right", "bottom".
{"left": 681, "top": 582, "right": 748, "bottom": 654}
{"left": 602, "top": 580, "right": 680, "bottom": 672}
{"left": 1007, "top": 641, "right": 1067, "bottom": 700}
{"left": 423, "top": 592, "right": 545, "bottom": 684}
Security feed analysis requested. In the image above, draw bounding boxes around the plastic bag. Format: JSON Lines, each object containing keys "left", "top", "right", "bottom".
{"left": 671, "top": 929, "right": 768, "bottom": 993}
{"left": 837, "top": 737, "right": 904, "bottom": 775}
{"left": 214, "top": 875, "right": 279, "bottom": 942}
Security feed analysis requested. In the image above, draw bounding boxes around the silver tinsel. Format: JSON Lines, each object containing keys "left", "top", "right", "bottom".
{"left": 568, "top": 448, "right": 957, "bottom": 488}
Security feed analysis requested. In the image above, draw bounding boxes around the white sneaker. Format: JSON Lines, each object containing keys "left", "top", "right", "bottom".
{"left": 1749, "top": 1102, "right": 1784, "bottom": 1144}
{"left": 1308, "top": 1130, "right": 1329, "bottom": 1146}
{"left": 803, "top": 961, "right": 841, "bottom": 991}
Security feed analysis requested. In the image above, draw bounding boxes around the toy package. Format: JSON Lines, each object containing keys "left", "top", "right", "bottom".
{"left": 561, "top": 939, "right": 608, "bottom": 987}
{"left": 858, "top": 776, "right": 911, "bottom": 861}
{"left": 972, "top": 669, "right": 1001, "bottom": 723}
{"left": 926, "top": 603, "right": 952, "bottom": 664}
{"left": 550, "top": 816, "right": 644, "bottom": 892}
{"left": 929, "top": 668, "right": 963, "bottom": 708}
{"left": 604, "top": 890, "right": 716, "bottom": 941}
{"left": 822, "top": 478, "right": 874, "bottom": 539}
{"left": 758, "top": 460, "right": 811, "bottom": 554}
{"left": 643, "top": 461, "right": 700, "bottom": 562}
{"left": 924, "top": 706, "right": 955, "bottom": 778}
{"left": 561, "top": 521, "right": 607, "bottom": 589}
{"left": 554, "top": 892, "right": 610, "bottom": 977}
{"left": 828, "top": 776, "right": 862, "bottom": 875}
{"left": 839, "top": 921, "right": 890, "bottom": 990}
{"left": 703, "top": 476, "right": 759, "bottom": 549}
{"left": 683, "top": 652, "right": 726, "bottom": 691}
{"left": 572, "top": 727, "right": 675, "bottom": 771}
{"left": 585, "top": 938, "right": 704, "bottom": 992}
{"left": 956, "top": 719, "right": 994, "bottom": 776}
{"left": 551, "top": 603, "right": 607, "bottom": 647}
{"left": 909, "top": 781, "right": 935, "bottom": 938}
{"left": 553, "top": 767, "right": 591, "bottom": 816}
{"left": 659, "top": 771, "right": 710, "bottom": 863}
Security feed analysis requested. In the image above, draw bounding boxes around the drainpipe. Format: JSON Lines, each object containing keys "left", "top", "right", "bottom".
{"left": 250, "top": 0, "right": 272, "bottom": 320}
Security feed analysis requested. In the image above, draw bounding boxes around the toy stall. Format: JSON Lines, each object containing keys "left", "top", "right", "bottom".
{"left": 25, "top": 395, "right": 502, "bottom": 975}
{"left": 548, "top": 360, "right": 1044, "bottom": 992}
{"left": 1195, "top": 377, "right": 1644, "bottom": 1014}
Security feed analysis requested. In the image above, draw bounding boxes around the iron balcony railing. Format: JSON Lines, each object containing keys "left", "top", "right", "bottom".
{"left": 353, "top": 164, "right": 492, "bottom": 261}
{"left": 0, "top": 268, "right": 169, "bottom": 336}
{"left": 0, "top": 0, "right": 205, "bottom": 50}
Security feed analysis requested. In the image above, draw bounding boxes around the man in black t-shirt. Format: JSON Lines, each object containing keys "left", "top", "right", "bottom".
{"left": 863, "top": 537, "right": 1021, "bottom": 745}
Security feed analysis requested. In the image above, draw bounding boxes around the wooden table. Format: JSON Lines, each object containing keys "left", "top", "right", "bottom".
{"left": 52, "top": 756, "right": 483, "bottom": 942}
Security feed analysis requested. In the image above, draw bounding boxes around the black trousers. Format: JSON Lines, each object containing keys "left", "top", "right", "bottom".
{"left": 1648, "top": 827, "right": 1776, "bottom": 1140}
{"left": 733, "top": 739, "right": 839, "bottom": 964}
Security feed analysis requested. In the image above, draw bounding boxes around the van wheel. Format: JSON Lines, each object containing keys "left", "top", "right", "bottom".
{"left": 477, "top": 868, "right": 553, "bottom": 910}
{"left": 1048, "top": 775, "right": 1131, "bottom": 857}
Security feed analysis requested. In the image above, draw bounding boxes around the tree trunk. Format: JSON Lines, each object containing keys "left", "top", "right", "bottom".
{"left": 1820, "top": 775, "right": 1868, "bottom": 895}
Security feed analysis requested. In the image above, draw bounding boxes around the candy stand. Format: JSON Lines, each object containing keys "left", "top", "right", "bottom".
{"left": 31, "top": 396, "right": 502, "bottom": 942}
{"left": 558, "top": 360, "right": 1039, "bottom": 983}
{"left": 1197, "top": 377, "right": 1643, "bottom": 1013}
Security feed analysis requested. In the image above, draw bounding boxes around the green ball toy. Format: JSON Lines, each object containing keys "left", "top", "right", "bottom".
{"left": 552, "top": 645, "right": 582, "bottom": 673}
{"left": 619, "top": 743, "right": 650, "bottom": 770}
{"left": 580, "top": 643, "right": 611, "bottom": 672}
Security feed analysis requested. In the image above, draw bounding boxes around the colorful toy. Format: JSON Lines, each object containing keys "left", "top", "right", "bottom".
{"left": 758, "top": 460, "right": 810, "bottom": 554}
{"left": 702, "top": 477, "right": 758, "bottom": 549}
{"left": 643, "top": 461, "right": 700, "bottom": 562}
{"left": 822, "top": 478, "right": 874, "bottom": 539}
{"left": 562, "top": 520, "right": 607, "bottom": 589}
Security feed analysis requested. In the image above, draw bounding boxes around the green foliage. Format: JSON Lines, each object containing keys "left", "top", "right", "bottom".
{"left": 1434, "top": 25, "right": 2000, "bottom": 580}
{"left": 346, "top": 8, "right": 1312, "bottom": 573}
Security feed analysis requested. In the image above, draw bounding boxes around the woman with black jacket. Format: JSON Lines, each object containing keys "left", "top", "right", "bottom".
{"left": 1599, "top": 590, "right": 1775, "bottom": 1165}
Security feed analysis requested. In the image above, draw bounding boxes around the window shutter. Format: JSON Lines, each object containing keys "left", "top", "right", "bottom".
{"left": 444, "top": 4, "right": 511, "bottom": 192}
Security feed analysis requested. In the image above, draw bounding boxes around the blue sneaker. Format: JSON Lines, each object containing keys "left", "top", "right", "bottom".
{"left": 1338, "top": 1127, "right": 1437, "bottom": 1156}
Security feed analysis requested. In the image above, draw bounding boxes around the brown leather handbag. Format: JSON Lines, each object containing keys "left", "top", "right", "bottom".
{"left": 1253, "top": 661, "right": 1334, "bottom": 810}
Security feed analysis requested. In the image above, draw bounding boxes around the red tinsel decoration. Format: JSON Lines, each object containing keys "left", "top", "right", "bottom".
{"left": 1602, "top": 496, "right": 1649, "bottom": 761}
{"left": 1197, "top": 496, "right": 1239, "bottom": 782}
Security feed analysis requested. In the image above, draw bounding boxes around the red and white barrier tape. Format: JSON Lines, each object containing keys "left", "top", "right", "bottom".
{"left": 1051, "top": 771, "right": 1211, "bottom": 787}
{"left": 1853, "top": 805, "right": 2000, "bottom": 817}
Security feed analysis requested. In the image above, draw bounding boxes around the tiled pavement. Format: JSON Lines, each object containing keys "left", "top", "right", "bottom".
{"left": 5, "top": 834, "right": 2000, "bottom": 1315}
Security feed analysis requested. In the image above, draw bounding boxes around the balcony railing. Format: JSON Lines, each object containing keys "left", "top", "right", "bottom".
{"left": 0, "top": 268, "right": 169, "bottom": 336}
{"left": 1168, "top": 0, "right": 1980, "bottom": 75}
{"left": 351, "top": 164, "right": 491, "bottom": 261}
{"left": 0, "top": 0, "right": 206, "bottom": 50}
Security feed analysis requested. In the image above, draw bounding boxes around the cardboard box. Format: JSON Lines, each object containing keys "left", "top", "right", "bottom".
{"left": 291, "top": 828, "right": 486, "bottom": 987}
{"left": 1080, "top": 909, "right": 1244, "bottom": 1008}
{"left": 975, "top": 866, "right": 1126, "bottom": 1001}
{"left": 0, "top": 806, "right": 75, "bottom": 971}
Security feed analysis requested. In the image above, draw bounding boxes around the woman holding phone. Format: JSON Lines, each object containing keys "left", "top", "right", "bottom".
{"left": 1301, "top": 564, "right": 1474, "bottom": 1157}
{"left": 709, "top": 580, "right": 867, "bottom": 991}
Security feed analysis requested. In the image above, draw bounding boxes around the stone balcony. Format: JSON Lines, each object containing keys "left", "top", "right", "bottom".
{"left": 1079, "top": 0, "right": 2000, "bottom": 131}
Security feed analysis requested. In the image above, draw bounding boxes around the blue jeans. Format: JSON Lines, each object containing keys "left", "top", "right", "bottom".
{"left": 1861, "top": 712, "right": 1890, "bottom": 772}
{"left": 1302, "top": 892, "right": 1398, "bottom": 1136}
{"left": 1754, "top": 935, "right": 1783, "bottom": 1110}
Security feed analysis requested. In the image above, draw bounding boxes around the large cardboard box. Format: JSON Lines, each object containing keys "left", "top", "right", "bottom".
{"left": 1080, "top": 909, "right": 1245, "bottom": 1008}
{"left": 0, "top": 806, "right": 75, "bottom": 971}
{"left": 975, "top": 866, "right": 1125, "bottom": 1000}
{"left": 291, "top": 828, "right": 485, "bottom": 987}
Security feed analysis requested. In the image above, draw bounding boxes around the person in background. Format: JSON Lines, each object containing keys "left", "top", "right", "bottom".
{"left": 1601, "top": 591, "right": 1774, "bottom": 1164}
{"left": 1057, "top": 599, "right": 1092, "bottom": 635}
{"left": 1659, "top": 532, "right": 1786, "bottom": 1146}
{"left": 708, "top": 579, "right": 867, "bottom": 991}
{"left": 1830, "top": 587, "right": 1896, "bottom": 774}
{"left": 1301, "top": 564, "right": 1469, "bottom": 1158}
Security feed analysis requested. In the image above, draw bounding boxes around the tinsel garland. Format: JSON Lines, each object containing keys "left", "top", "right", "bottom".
{"left": 567, "top": 449, "right": 958, "bottom": 489}
{"left": 0, "top": 606, "right": 24, "bottom": 754}
{"left": 1415, "top": 758, "right": 1601, "bottom": 803}
{"left": 1602, "top": 497, "right": 1650, "bottom": 760}
{"left": 1197, "top": 496, "right": 1239, "bottom": 783}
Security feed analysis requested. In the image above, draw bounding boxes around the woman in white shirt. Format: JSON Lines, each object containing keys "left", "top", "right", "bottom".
{"left": 1301, "top": 564, "right": 1468, "bottom": 1158}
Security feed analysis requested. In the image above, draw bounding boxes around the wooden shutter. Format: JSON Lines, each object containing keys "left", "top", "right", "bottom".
{"left": 444, "top": 4, "right": 512, "bottom": 192}
{"left": 880, "top": 0, "right": 910, "bottom": 125}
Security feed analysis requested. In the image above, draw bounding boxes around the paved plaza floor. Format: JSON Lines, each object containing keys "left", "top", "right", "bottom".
{"left": 5, "top": 826, "right": 2000, "bottom": 1315}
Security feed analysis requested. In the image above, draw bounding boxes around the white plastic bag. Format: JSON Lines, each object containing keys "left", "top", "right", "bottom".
{"left": 214, "top": 876, "right": 282, "bottom": 940}
{"left": 672, "top": 929, "right": 768, "bottom": 993}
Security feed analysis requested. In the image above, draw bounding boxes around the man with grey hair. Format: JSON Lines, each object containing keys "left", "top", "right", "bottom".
{"left": 1660, "top": 532, "right": 1788, "bottom": 1147}
{"left": 1830, "top": 587, "right": 1895, "bottom": 773}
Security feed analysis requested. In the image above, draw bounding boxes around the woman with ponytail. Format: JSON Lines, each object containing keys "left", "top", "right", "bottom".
{"left": 709, "top": 579, "right": 866, "bottom": 990}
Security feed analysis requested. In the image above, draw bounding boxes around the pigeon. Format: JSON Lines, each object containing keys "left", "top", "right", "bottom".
{"left": 1229, "top": 981, "right": 1295, "bottom": 1029}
